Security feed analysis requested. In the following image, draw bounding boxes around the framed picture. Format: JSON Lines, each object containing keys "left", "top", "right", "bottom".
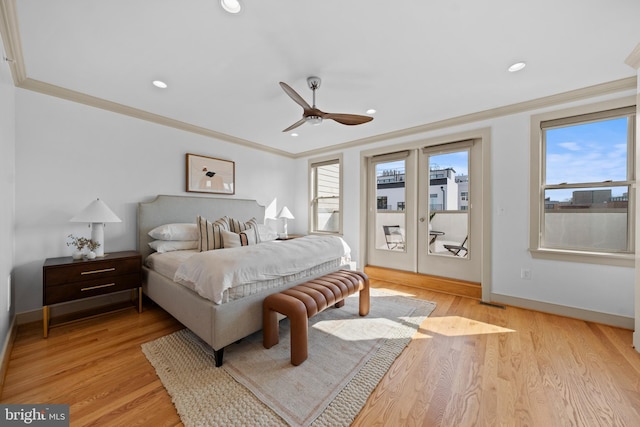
{"left": 186, "top": 153, "right": 235, "bottom": 194}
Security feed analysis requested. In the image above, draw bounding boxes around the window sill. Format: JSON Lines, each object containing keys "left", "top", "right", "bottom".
{"left": 529, "top": 248, "right": 634, "bottom": 267}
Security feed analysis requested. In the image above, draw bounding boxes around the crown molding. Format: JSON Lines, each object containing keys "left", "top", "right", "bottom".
{"left": 293, "top": 76, "right": 637, "bottom": 158}
{"left": 625, "top": 43, "right": 640, "bottom": 70}
{"left": 0, "top": 0, "right": 26, "bottom": 85}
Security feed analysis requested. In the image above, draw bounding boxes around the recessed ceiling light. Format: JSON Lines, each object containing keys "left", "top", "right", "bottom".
{"left": 508, "top": 62, "right": 526, "bottom": 72}
{"left": 366, "top": 109, "right": 377, "bottom": 115}
{"left": 152, "top": 80, "right": 167, "bottom": 89}
{"left": 221, "top": 0, "right": 241, "bottom": 14}
{"left": 290, "top": 133, "right": 299, "bottom": 137}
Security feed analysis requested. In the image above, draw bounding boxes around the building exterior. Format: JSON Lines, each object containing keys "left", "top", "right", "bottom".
{"left": 376, "top": 167, "right": 468, "bottom": 212}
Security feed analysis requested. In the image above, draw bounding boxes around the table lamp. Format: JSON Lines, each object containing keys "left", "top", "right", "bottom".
{"left": 70, "top": 198, "right": 122, "bottom": 257}
{"left": 278, "top": 206, "right": 294, "bottom": 238}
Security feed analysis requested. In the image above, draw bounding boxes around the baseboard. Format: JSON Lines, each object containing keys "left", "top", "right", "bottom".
{"left": 0, "top": 315, "right": 17, "bottom": 392}
{"left": 491, "top": 293, "right": 634, "bottom": 330}
{"left": 364, "top": 265, "right": 481, "bottom": 299}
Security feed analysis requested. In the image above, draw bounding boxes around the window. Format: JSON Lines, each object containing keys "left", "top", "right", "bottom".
{"left": 377, "top": 196, "right": 388, "bottom": 210}
{"left": 309, "top": 155, "right": 342, "bottom": 234}
{"left": 461, "top": 191, "right": 468, "bottom": 201}
{"left": 530, "top": 100, "right": 635, "bottom": 266}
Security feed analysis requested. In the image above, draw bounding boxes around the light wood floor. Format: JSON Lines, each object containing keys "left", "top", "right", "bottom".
{"left": 2, "top": 280, "right": 640, "bottom": 426}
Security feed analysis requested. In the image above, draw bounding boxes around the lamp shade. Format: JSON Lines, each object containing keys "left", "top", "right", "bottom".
{"left": 70, "top": 198, "right": 122, "bottom": 223}
{"left": 70, "top": 199, "right": 121, "bottom": 258}
{"left": 278, "top": 206, "right": 295, "bottom": 220}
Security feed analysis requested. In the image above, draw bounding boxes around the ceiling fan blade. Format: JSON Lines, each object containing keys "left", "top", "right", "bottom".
{"left": 282, "top": 118, "right": 306, "bottom": 132}
{"left": 279, "top": 82, "right": 311, "bottom": 110}
{"left": 323, "top": 113, "right": 373, "bottom": 126}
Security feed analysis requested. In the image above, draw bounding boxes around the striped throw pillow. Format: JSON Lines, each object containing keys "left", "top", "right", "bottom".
{"left": 221, "top": 229, "right": 257, "bottom": 248}
{"left": 228, "top": 217, "right": 261, "bottom": 243}
{"left": 196, "top": 215, "right": 230, "bottom": 251}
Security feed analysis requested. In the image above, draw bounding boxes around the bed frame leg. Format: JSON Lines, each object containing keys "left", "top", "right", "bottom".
{"left": 213, "top": 348, "right": 224, "bottom": 367}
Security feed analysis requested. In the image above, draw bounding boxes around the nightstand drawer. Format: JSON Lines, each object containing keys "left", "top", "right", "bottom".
{"left": 44, "top": 257, "right": 140, "bottom": 287}
{"left": 44, "top": 272, "right": 141, "bottom": 305}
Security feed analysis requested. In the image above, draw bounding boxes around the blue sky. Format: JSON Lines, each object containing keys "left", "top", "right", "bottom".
{"left": 546, "top": 116, "right": 629, "bottom": 201}
{"left": 429, "top": 151, "right": 468, "bottom": 176}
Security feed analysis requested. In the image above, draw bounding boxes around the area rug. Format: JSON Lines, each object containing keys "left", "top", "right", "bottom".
{"left": 142, "top": 290, "right": 436, "bottom": 426}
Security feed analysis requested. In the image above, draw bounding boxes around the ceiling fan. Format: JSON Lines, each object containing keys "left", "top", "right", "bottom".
{"left": 279, "top": 76, "right": 373, "bottom": 132}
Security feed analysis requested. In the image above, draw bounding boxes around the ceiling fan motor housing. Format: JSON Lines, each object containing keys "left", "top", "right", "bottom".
{"left": 307, "top": 76, "right": 321, "bottom": 90}
{"left": 306, "top": 115, "right": 322, "bottom": 125}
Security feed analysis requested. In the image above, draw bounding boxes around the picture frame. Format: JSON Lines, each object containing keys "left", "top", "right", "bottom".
{"left": 186, "top": 153, "right": 235, "bottom": 194}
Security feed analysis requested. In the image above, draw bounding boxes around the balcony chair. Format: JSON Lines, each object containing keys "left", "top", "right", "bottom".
{"left": 444, "top": 235, "right": 468, "bottom": 256}
{"left": 383, "top": 225, "right": 405, "bottom": 250}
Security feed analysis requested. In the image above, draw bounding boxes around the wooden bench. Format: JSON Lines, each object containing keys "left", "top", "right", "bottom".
{"left": 262, "top": 270, "right": 370, "bottom": 365}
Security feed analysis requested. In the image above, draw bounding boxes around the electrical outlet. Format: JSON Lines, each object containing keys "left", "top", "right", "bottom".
{"left": 520, "top": 268, "right": 531, "bottom": 280}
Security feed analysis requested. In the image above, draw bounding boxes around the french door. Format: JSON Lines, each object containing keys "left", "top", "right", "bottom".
{"left": 367, "top": 139, "right": 483, "bottom": 284}
{"left": 367, "top": 151, "right": 417, "bottom": 271}
{"left": 417, "top": 140, "right": 482, "bottom": 282}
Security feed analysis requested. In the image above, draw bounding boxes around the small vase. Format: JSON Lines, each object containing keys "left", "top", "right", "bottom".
{"left": 72, "top": 251, "right": 83, "bottom": 260}
{"left": 86, "top": 251, "right": 97, "bottom": 260}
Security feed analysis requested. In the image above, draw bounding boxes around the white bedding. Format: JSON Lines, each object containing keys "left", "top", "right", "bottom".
{"left": 173, "top": 235, "right": 350, "bottom": 304}
{"left": 145, "top": 250, "right": 198, "bottom": 289}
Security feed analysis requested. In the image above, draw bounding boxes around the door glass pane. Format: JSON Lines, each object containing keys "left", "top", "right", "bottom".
{"left": 427, "top": 151, "right": 469, "bottom": 257}
{"left": 376, "top": 160, "right": 406, "bottom": 251}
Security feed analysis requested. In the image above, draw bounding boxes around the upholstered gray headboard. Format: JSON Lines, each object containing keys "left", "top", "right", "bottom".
{"left": 137, "top": 195, "right": 266, "bottom": 260}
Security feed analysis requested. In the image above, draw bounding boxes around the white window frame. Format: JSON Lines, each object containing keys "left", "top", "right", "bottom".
{"left": 309, "top": 154, "right": 343, "bottom": 235}
{"left": 529, "top": 97, "right": 636, "bottom": 267}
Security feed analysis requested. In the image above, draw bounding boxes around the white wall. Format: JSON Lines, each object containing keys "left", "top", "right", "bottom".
{"left": 0, "top": 46, "right": 16, "bottom": 348}
{"left": 13, "top": 89, "right": 296, "bottom": 314}
{"left": 297, "top": 90, "right": 636, "bottom": 321}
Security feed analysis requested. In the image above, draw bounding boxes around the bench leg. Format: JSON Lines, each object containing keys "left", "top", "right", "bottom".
{"left": 264, "top": 294, "right": 310, "bottom": 365}
{"left": 289, "top": 308, "right": 309, "bottom": 366}
{"left": 263, "top": 306, "right": 280, "bottom": 349}
{"left": 359, "top": 278, "right": 370, "bottom": 316}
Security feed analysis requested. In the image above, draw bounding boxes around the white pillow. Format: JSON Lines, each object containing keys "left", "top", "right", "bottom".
{"left": 257, "top": 223, "right": 278, "bottom": 241}
{"left": 148, "top": 240, "right": 198, "bottom": 253}
{"left": 221, "top": 229, "right": 257, "bottom": 248}
{"left": 148, "top": 223, "right": 199, "bottom": 241}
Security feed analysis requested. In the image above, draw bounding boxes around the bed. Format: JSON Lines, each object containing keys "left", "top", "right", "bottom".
{"left": 138, "top": 194, "right": 349, "bottom": 366}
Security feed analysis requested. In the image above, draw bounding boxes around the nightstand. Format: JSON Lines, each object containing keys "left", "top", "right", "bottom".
{"left": 276, "top": 234, "right": 305, "bottom": 240}
{"left": 42, "top": 250, "right": 142, "bottom": 338}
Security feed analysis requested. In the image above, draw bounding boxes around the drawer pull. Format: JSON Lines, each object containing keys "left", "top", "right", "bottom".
{"left": 81, "top": 268, "right": 116, "bottom": 275}
{"left": 81, "top": 283, "right": 116, "bottom": 291}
